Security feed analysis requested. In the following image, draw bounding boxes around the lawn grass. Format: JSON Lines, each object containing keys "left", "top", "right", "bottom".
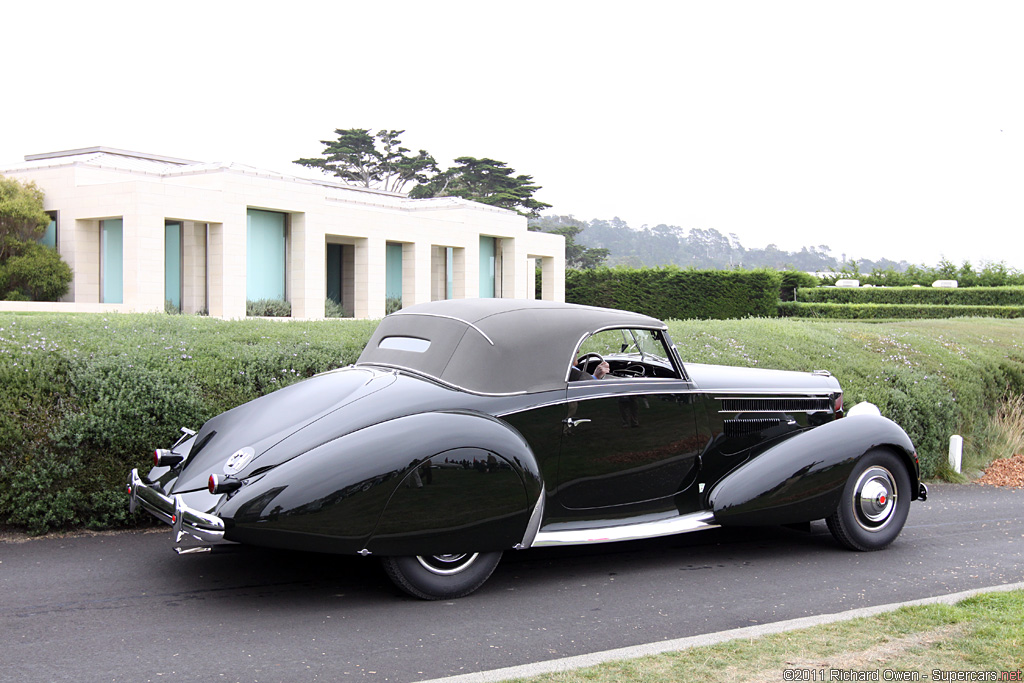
{"left": 503, "top": 589, "right": 1024, "bottom": 683}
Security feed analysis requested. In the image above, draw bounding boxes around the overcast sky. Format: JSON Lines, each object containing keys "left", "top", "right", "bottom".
{"left": 5, "top": 1, "right": 1022, "bottom": 268}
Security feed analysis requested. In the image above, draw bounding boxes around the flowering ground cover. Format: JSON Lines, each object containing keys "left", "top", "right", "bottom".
{"left": 1, "top": 313, "right": 1022, "bottom": 534}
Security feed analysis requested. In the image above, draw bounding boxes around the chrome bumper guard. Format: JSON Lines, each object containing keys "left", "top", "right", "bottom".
{"left": 128, "top": 468, "right": 226, "bottom": 544}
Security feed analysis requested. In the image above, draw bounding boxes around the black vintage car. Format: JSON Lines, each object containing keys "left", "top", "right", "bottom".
{"left": 129, "top": 299, "right": 927, "bottom": 599}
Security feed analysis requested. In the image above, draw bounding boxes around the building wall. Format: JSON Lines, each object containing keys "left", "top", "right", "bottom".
{"left": 1, "top": 150, "right": 565, "bottom": 319}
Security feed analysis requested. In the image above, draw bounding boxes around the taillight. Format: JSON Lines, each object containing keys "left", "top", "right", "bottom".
{"left": 208, "top": 474, "right": 242, "bottom": 495}
{"left": 834, "top": 393, "right": 844, "bottom": 416}
{"left": 154, "top": 449, "right": 185, "bottom": 467}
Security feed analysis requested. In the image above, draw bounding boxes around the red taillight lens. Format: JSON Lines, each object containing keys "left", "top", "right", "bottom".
{"left": 834, "top": 394, "right": 844, "bottom": 414}
{"left": 154, "top": 449, "right": 185, "bottom": 468}
{"left": 208, "top": 474, "right": 242, "bottom": 495}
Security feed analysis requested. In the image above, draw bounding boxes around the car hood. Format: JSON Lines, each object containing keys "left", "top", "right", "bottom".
{"left": 684, "top": 362, "right": 841, "bottom": 393}
{"left": 171, "top": 366, "right": 399, "bottom": 492}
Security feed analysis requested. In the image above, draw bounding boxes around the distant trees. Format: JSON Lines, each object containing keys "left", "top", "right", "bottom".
{"left": 571, "top": 217, "right": 900, "bottom": 272}
{"left": 565, "top": 215, "right": 1022, "bottom": 284}
{"left": 528, "top": 215, "right": 609, "bottom": 269}
{"left": 295, "top": 128, "right": 550, "bottom": 217}
{"left": 822, "top": 258, "right": 1024, "bottom": 287}
{"left": 0, "top": 175, "right": 72, "bottom": 301}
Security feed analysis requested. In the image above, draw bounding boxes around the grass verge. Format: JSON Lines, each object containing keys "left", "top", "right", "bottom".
{"left": 504, "top": 589, "right": 1024, "bottom": 683}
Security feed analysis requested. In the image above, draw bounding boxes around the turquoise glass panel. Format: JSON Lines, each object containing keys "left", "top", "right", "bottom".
{"left": 479, "top": 236, "right": 495, "bottom": 298}
{"left": 246, "top": 209, "right": 287, "bottom": 301}
{"left": 165, "top": 222, "right": 182, "bottom": 310}
{"left": 386, "top": 242, "right": 403, "bottom": 301}
{"left": 40, "top": 216, "right": 57, "bottom": 249}
{"left": 101, "top": 219, "right": 123, "bottom": 304}
{"left": 446, "top": 247, "right": 454, "bottom": 299}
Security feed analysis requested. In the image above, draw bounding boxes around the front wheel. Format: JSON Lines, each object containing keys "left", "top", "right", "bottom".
{"left": 826, "top": 450, "right": 911, "bottom": 551}
{"left": 381, "top": 551, "right": 503, "bottom": 600}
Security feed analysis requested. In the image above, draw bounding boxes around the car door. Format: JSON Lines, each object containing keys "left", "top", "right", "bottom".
{"left": 556, "top": 378, "right": 703, "bottom": 511}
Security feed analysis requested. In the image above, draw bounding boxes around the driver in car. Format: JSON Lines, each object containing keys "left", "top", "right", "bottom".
{"left": 569, "top": 356, "right": 610, "bottom": 381}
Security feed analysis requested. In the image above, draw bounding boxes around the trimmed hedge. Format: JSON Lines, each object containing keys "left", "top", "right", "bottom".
{"left": 796, "top": 286, "right": 1024, "bottom": 306}
{"left": 0, "top": 313, "right": 377, "bottom": 533}
{"left": 779, "top": 302, "right": 1024, "bottom": 319}
{"left": 566, "top": 267, "right": 782, "bottom": 320}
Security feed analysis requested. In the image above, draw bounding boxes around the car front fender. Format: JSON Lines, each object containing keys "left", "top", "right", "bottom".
{"left": 707, "top": 414, "right": 918, "bottom": 527}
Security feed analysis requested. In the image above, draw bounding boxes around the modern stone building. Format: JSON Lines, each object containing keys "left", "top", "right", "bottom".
{"left": 0, "top": 147, "right": 565, "bottom": 319}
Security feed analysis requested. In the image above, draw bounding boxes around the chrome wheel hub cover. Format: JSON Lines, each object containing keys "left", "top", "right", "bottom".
{"left": 854, "top": 466, "right": 898, "bottom": 531}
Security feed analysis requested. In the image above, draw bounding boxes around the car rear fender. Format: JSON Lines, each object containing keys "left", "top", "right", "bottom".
{"left": 218, "top": 410, "right": 541, "bottom": 555}
{"left": 707, "top": 414, "right": 919, "bottom": 527}
{"left": 365, "top": 412, "right": 542, "bottom": 556}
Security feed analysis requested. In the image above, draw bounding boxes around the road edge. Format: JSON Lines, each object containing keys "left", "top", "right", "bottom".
{"left": 415, "top": 581, "right": 1024, "bottom": 683}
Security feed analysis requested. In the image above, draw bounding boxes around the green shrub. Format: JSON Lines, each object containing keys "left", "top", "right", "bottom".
{"left": 779, "top": 270, "right": 820, "bottom": 301}
{"left": 385, "top": 297, "right": 403, "bottom": 314}
{"left": 325, "top": 297, "right": 348, "bottom": 318}
{"left": 0, "top": 241, "right": 73, "bottom": 301}
{"left": 246, "top": 298, "right": 292, "bottom": 317}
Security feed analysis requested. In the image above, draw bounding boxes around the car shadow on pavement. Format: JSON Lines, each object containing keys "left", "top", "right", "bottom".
{"left": 138, "top": 523, "right": 837, "bottom": 609}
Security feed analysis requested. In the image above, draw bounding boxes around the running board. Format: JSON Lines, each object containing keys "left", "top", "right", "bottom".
{"left": 531, "top": 511, "right": 718, "bottom": 547}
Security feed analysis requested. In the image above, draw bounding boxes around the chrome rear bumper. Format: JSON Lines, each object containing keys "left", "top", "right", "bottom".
{"left": 128, "top": 468, "right": 226, "bottom": 544}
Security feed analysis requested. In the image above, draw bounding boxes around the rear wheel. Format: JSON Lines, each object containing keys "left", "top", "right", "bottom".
{"left": 381, "top": 551, "right": 502, "bottom": 600}
{"left": 826, "top": 450, "right": 911, "bottom": 551}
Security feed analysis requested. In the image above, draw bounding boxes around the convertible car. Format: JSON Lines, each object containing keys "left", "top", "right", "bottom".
{"left": 129, "top": 299, "right": 927, "bottom": 599}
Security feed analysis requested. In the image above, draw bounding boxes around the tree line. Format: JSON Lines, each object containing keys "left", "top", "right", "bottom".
{"left": 529, "top": 215, "right": 914, "bottom": 272}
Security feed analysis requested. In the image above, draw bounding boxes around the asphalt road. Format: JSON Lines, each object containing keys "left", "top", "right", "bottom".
{"left": 1, "top": 483, "right": 1021, "bottom": 683}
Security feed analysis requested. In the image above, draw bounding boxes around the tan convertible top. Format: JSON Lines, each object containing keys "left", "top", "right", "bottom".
{"left": 356, "top": 299, "right": 666, "bottom": 395}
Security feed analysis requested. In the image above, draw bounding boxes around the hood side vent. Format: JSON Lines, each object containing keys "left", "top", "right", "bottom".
{"left": 724, "top": 418, "right": 784, "bottom": 436}
{"left": 719, "top": 397, "right": 831, "bottom": 413}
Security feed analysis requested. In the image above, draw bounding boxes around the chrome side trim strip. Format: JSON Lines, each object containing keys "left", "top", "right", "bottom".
{"left": 531, "top": 511, "right": 718, "bottom": 547}
{"left": 128, "top": 468, "right": 226, "bottom": 544}
{"left": 356, "top": 363, "right": 530, "bottom": 397}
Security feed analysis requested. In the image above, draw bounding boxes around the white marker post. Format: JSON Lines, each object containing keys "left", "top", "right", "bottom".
{"left": 948, "top": 435, "right": 963, "bottom": 474}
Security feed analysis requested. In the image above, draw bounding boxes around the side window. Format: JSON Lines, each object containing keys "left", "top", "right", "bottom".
{"left": 575, "top": 328, "right": 678, "bottom": 379}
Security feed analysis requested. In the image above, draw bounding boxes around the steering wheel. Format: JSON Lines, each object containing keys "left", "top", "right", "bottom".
{"left": 576, "top": 352, "right": 605, "bottom": 374}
